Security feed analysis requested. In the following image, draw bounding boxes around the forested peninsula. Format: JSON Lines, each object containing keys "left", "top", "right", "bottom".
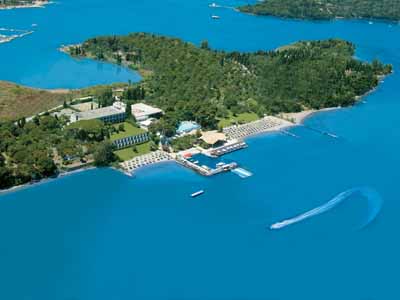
{"left": 67, "top": 33, "right": 391, "bottom": 129}
{"left": 238, "top": 0, "right": 400, "bottom": 21}
{"left": 0, "top": 34, "right": 391, "bottom": 191}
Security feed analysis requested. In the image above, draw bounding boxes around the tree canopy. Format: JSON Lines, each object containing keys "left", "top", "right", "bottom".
{"left": 239, "top": 0, "right": 400, "bottom": 21}
{"left": 72, "top": 33, "right": 391, "bottom": 128}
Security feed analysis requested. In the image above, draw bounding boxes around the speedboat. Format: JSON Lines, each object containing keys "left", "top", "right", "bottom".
{"left": 191, "top": 190, "right": 205, "bottom": 198}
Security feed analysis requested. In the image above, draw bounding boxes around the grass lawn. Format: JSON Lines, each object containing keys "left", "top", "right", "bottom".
{"left": 110, "top": 122, "right": 146, "bottom": 141}
{"left": 218, "top": 112, "right": 260, "bottom": 128}
{"left": 114, "top": 142, "right": 151, "bottom": 161}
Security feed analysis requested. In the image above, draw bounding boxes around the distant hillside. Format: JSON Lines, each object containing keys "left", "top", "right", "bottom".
{"left": 0, "top": 81, "right": 70, "bottom": 121}
{"left": 239, "top": 0, "right": 400, "bottom": 21}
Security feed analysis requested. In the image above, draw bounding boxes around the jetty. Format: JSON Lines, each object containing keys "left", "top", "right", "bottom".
{"left": 176, "top": 155, "right": 237, "bottom": 177}
{"left": 208, "top": 140, "right": 248, "bottom": 157}
{"left": 231, "top": 167, "right": 253, "bottom": 178}
{"left": 280, "top": 129, "right": 300, "bottom": 138}
{"left": 302, "top": 125, "right": 339, "bottom": 139}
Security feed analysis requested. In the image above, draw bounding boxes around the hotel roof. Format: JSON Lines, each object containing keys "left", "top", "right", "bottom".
{"left": 131, "top": 103, "right": 163, "bottom": 119}
{"left": 75, "top": 106, "right": 123, "bottom": 120}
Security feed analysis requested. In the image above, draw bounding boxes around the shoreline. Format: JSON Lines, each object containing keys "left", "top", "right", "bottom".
{"left": 237, "top": 8, "right": 400, "bottom": 24}
{"left": 0, "top": 165, "right": 96, "bottom": 196}
{"left": 0, "top": 66, "right": 390, "bottom": 195}
{"left": 0, "top": 1, "right": 50, "bottom": 10}
{"left": 240, "top": 107, "right": 342, "bottom": 141}
{"left": 0, "top": 105, "right": 377, "bottom": 195}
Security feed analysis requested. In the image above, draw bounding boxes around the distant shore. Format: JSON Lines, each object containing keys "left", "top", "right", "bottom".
{"left": 0, "top": 1, "right": 50, "bottom": 10}
{"left": 0, "top": 30, "right": 34, "bottom": 44}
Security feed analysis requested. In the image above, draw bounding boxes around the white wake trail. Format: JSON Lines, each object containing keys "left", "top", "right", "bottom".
{"left": 270, "top": 188, "right": 382, "bottom": 230}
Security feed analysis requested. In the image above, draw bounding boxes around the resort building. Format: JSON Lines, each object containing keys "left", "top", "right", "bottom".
{"left": 110, "top": 121, "right": 150, "bottom": 150}
{"left": 177, "top": 121, "right": 201, "bottom": 135}
{"left": 112, "top": 132, "right": 149, "bottom": 150}
{"left": 70, "top": 101, "right": 127, "bottom": 124}
{"left": 131, "top": 103, "right": 163, "bottom": 122}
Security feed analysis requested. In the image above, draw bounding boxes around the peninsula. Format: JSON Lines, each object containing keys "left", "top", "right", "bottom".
{"left": 65, "top": 33, "right": 391, "bottom": 129}
{"left": 238, "top": 0, "right": 400, "bottom": 21}
{"left": 0, "top": 34, "right": 392, "bottom": 191}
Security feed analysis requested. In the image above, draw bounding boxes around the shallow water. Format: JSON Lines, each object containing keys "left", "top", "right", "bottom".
{"left": 1, "top": 0, "right": 400, "bottom": 299}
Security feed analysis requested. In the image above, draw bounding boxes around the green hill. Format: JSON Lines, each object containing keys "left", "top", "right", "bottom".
{"left": 239, "top": 0, "right": 400, "bottom": 21}
{"left": 68, "top": 33, "right": 392, "bottom": 129}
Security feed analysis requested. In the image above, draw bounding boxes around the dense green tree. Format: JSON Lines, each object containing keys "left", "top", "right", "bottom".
{"left": 93, "top": 141, "right": 116, "bottom": 166}
{"left": 76, "top": 33, "right": 391, "bottom": 130}
{"left": 0, "top": 166, "right": 13, "bottom": 189}
{"left": 97, "top": 87, "right": 114, "bottom": 107}
{"left": 239, "top": 0, "right": 400, "bottom": 21}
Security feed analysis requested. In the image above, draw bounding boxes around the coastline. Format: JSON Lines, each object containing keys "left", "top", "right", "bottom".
{"left": 0, "top": 52, "right": 390, "bottom": 195}
{"left": 0, "top": 105, "right": 376, "bottom": 195}
{"left": 0, "top": 165, "right": 96, "bottom": 196}
{"left": 0, "top": 1, "right": 50, "bottom": 10}
{"left": 236, "top": 7, "right": 400, "bottom": 24}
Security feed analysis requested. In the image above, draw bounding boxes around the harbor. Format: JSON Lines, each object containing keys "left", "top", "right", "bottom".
{"left": 119, "top": 116, "right": 296, "bottom": 177}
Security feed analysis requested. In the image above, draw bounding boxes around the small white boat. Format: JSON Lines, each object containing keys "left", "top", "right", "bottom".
{"left": 211, "top": 15, "right": 220, "bottom": 19}
{"left": 209, "top": 3, "right": 218, "bottom": 8}
{"left": 191, "top": 190, "right": 205, "bottom": 198}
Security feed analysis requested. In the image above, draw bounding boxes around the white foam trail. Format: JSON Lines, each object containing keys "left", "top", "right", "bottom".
{"left": 270, "top": 188, "right": 382, "bottom": 230}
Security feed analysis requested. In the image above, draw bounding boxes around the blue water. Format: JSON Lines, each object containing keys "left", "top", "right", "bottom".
{"left": 1, "top": 0, "right": 400, "bottom": 299}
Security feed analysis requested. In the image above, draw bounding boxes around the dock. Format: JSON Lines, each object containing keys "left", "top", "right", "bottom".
{"left": 302, "top": 125, "right": 339, "bottom": 139}
{"left": 208, "top": 141, "right": 248, "bottom": 157}
{"left": 176, "top": 155, "right": 237, "bottom": 177}
{"left": 280, "top": 129, "right": 300, "bottom": 138}
{"left": 231, "top": 167, "right": 253, "bottom": 178}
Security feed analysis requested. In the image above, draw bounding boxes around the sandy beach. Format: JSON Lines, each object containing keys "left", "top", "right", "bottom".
{"left": 279, "top": 107, "right": 341, "bottom": 124}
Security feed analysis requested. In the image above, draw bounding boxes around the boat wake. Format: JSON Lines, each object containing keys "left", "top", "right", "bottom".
{"left": 270, "top": 187, "right": 383, "bottom": 230}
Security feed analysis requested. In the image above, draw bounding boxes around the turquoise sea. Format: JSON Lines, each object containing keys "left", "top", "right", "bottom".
{"left": 1, "top": 0, "right": 400, "bottom": 299}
